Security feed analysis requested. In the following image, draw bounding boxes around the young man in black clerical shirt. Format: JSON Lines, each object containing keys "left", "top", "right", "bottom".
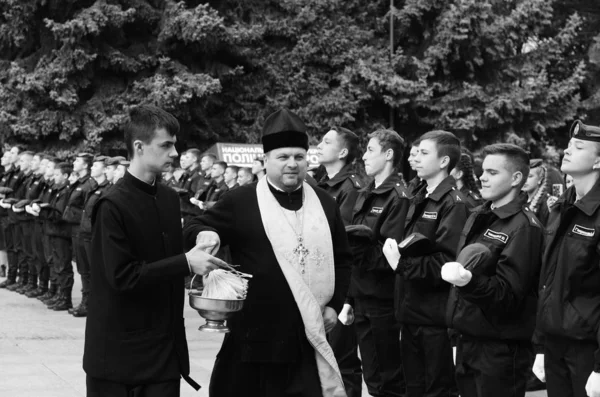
{"left": 184, "top": 108, "right": 352, "bottom": 397}
{"left": 346, "top": 129, "right": 409, "bottom": 397}
{"left": 441, "top": 144, "right": 543, "bottom": 397}
{"left": 83, "top": 105, "right": 227, "bottom": 397}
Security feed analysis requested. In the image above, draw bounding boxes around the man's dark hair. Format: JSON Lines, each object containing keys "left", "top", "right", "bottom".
{"left": 77, "top": 153, "right": 94, "bottom": 169}
{"left": 331, "top": 126, "right": 361, "bottom": 164}
{"left": 56, "top": 162, "right": 73, "bottom": 176}
{"left": 239, "top": 167, "right": 252, "bottom": 175}
{"left": 481, "top": 143, "right": 530, "bottom": 189}
{"left": 411, "top": 138, "right": 421, "bottom": 149}
{"left": 186, "top": 148, "right": 202, "bottom": 164}
{"left": 123, "top": 105, "right": 180, "bottom": 157}
{"left": 419, "top": 130, "right": 461, "bottom": 171}
{"left": 227, "top": 165, "right": 240, "bottom": 174}
{"left": 368, "top": 129, "right": 405, "bottom": 168}
{"left": 214, "top": 161, "right": 227, "bottom": 171}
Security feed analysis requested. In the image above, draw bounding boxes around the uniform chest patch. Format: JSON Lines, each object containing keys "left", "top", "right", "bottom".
{"left": 423, "top": 211, "right": 437, "bottom": 220}
{"left": 573, "top": 225, "right": 595, "bottom": 237}
{"left": 484, "top": 229, "right": 508, "bottom": 244}
{"left": 76, "top": 188, "right": 82, "bottom": 191}
{"left": 371, "top": 207, "right": 383, "bottom": 215}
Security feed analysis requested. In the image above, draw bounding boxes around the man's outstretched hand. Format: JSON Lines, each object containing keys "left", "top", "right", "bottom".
{"left": 186, "top": 242, "right": 228, "bottom": 275}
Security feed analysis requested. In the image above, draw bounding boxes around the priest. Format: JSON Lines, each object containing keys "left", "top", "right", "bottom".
{"left": 184, "top": 108, "right": 352, "bottom": 397}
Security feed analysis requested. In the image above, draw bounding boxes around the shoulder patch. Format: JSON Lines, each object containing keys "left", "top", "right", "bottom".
{"left": 484, "top": 229, "right": 509, "bottom": 244}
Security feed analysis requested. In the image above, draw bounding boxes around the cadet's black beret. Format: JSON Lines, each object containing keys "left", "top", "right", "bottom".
{"left": 261, "top": 108, "right": 308, "bottom": 153}
{"left": 570, "top": 120, "right": 600, "bottom": 143}
{"left": 119, "top": 160, "right": 130, "bottom": 167}
{"left": 105, "top": 157, "right": 120, "bottom": 166}
{"left": 93, "top": 155, "right": 108, "bottom": 164}
{"left": 77, "top": 152, "right": 94, "bottom": 159}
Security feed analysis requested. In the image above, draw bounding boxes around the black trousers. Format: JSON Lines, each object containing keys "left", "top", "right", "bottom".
{"left": 401, "top": 324, "right": 456, "bottom": 397}
{"left": 544, "top": 335, "right": 597, "bottom": 397}
{"left": 49, "top": 235, "right": 73, "bottom": 291}
{"left": 86, "top": 375, "right": 180, "bottom": 397}
{"left": 209, "top": 334, "right": 322, "bottom": 397}
{"left": 21, "top": 221, "right": 36, "bottom": 283}
{"left": 329, "top": 321, "right": 362, "bottom": 397}
{"left": 455, "top": 337, "right": 532, "bottom": 397}
{"left": 354, "top": 299, "right": 405, "bottom": 397}
{"left": 75, "top": 237, "right": 91, "bottom": 296}
{"left": 14, "top": 221, "right": 30, "bottom": 283}
{"left": 32, "top": 221, "right": 49, "bottom": 284}
{"left": 1, "top": 218, "right": 16, "bottom": 280}
{"left": 42, "top": 231, "right": 57, "bottom": 286}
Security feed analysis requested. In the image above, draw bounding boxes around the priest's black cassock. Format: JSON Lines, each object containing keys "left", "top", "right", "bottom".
{"left": 183, "top": 181, "right": 352, "bottom": 397}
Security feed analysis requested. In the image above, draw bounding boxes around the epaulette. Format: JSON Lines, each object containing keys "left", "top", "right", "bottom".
{"left": 468, "top": 190, "right": 481, "bottom": 201}
{"left": 449, "top": 187, "right": 464, "bottom": 203}
{"left": 522, "top": 206, "right": 542, "bottom": 228}
{"left": 393, "top": 182, "right": 409, "bottom": 198}
{"left": 349, "top": 174, "right": 363, "bottom": 189}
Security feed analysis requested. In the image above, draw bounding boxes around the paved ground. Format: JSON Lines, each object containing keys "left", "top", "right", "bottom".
{"left": 0, "top": 271, "right": 547, "bottom": 397}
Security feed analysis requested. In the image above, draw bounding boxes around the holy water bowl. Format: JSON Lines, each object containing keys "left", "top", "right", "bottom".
{"left": 188, "top": 292, "right": 244, "bottom": 333}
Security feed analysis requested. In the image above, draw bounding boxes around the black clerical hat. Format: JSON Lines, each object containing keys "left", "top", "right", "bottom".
{"left": 261, "top": 108, "right": 309, "bottom": 153}
{"left": 570, "top": 120, "right": 600, "bottom": 143}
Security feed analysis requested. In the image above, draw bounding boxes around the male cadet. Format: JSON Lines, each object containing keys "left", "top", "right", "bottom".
{"left": 113, "top": 158, "right": 128, "bottom": 183}
{"left": 184, "top": 108, "right": 352, "bottom": 397}
{"left": 28, "top": 156, "right": 57, "bottom": 299}
{"left": 62, "top": 153, "right": 97, "bottom": 311}
{"left": 14, "top": 153, "right": 48, "bottom": 295}
{"left": 533, "top": 120, "right": 600, "bottom": 397}
{"left": 6, "top": 151, "right": 36, "bottom": 293}
{"left": 224, "top": 165, "right": 239, "bottom": 191}
{"left": 0, "top": 146, "right": 23, "bottom": 288}
{"left": 237, "top": 167, "right": 253, "bottom": 186}
{"left": 40, "top": 162, "right": 74, "bottom": 310}
{"left": 84, "top": 105, "right": 223, "bottom": 396}
{"left": 316, "top": 126, "right": 364, "bottom": 397}
{"left": 0, "top": 152, "right": 8, "bottom": 278}
{"left": 194, "top": 161, "right": 228, "bottom": 210}
{"left": 69, "top": 155, "right": 112, "bottom": 317}
{"left": 345, "top": 129, "right": 409, "bottom": 397}
{"left": 441, "top": 143, "right": 543, "bottom": 397}
{"left": 103, "top": 157, "right": 120, "bottom": 185}
{"left": 177, "top": 149, "right": 204, "bottom": 224}
{"left": 384, "top": 130, "right": 468, "bottom": 397}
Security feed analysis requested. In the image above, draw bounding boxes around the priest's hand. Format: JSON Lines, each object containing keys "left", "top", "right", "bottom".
{"left": 383, "top": 238, "right": 401, "bottom": 271}
{"left": 322, "top": 306, "right": 337, "bottom": 333}
{"left": 532, "top": 354, "right": 545, "bottom": 382}
{"left": 186, "top": 242, "right": 228, "bottom": 275}
{"left": 338, "top": 303, "right": 355, "bottom": 326}
{"left": 586, "top": 371, "right": 600, "bottom": 397}
{"left": 195, "top": 231, "right": 220, "bottom": 255}
{"left": 441, "top": 261, "right": 472, "bottom": 287}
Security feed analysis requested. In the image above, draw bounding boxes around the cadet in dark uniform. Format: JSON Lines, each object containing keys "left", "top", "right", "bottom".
{"left": 177, "top": 149, "right": 205, "bottom": 224}
{"left": 41, "top": 162, "right": 74, "bottom": 310}
{"left": 442, "top": 144, "right": 543, "bottom": 397}
{"left": 533, "top": 120, "right": 600, "bottom": 397}
{"left": 70, "top": 155, "right": 112, "bottom": 317}
{"left": 407, "top": 140, "right": 424, "bottom": 196}
{"left": 0, "top": 146, "right": 23, "bottom": 288}
{"left": 103, "top": 156, "right": 120, "bottom": 185}
{"left": 385, "top": 130, "right": 468, "bottom": 397}
{"left": 451, "top": 153, "right": 483, "bottom": 211}
{"left": 316, "top": 126, "right": 365, "bottom": 397}
{"left": 224, "top": 165, "right": 239, "bottom": 191}
{"left": 194, "top": 161, "right": 229, "bottom": 210}
{"left": 350, "top": 129, "right": 410, "bottom": 397}
{"left": 236, "top": 167, "right": 253, "bottom": 187}
{"left": 84, "top": 105, "right": 223, "bottom": 396}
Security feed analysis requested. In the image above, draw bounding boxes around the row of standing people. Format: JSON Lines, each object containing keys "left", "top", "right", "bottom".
{"left": 314, "top": 121, "right": 600, "bottom": 397}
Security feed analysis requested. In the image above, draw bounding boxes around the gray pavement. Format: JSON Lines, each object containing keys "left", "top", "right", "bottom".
{"left": 0, "top": 271, "right": 547, "bottom": 397}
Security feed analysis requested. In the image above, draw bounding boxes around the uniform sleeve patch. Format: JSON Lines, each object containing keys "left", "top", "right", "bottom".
{"left": 484, "top": 229, "right": 508, "bottom": 244}
{"left": 423, "top": 211, "right": 437, "bottom": 220}
{"left": 371, "top": 207, "right": 383, "bottom": 215}
{"left": 573, "top": 225, "right": 595, "bottom": 237}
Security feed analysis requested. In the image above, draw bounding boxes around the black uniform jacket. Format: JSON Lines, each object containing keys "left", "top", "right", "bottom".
{"left": 0, "top": 166, "right": 19, "bottom": 218}
{"left": 446, "top": 194, "right": 543, "bottom": 340}
{"left": 396, "top": 176, "right": 469, "bottom": 326}
{"left": 84, "top": 172, "right": 193, "bottom": 386}
{"left": 203, "top": 179, "right": 229, "bottom": 204}
{"left": 348, "top": 173, "right": 410, "bottom": 304}
{"left": 43, "top": 183, "right": 72, "bottom": 238}
{"left": 7, "top": 170, "right": 28, "bottom": 225}
{"left": 178, "top": 169, "right": 206, "bottom": 217}
{"left": 79, "top": 179, "right": 111, "bottom": 241}
{"left": 317, "top": 164, "right": 364, "bottom": 225}
{"left": 183, "top": 182, "right": 352, "bottom": 363}
{"left": 537, "top": 181, "right": 600, "bottom": 370}
{"left": 62, "top": 174, "right": 97, "bottom": 229}
{"left": 16, "top": 173, "right": 46, "bottom": 221}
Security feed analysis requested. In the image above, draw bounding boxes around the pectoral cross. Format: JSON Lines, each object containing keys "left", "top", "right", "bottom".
{"left": 293, "top": 236, "right": 310, "bottom": 273}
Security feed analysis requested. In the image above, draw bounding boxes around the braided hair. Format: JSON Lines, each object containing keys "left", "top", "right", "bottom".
{"left": 454, "top": 153, "right": 480, "bottom": 194}
{"left": 528, "top": 165, "right": 548, "bottom": 214}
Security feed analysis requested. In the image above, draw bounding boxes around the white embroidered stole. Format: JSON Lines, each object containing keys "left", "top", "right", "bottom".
{"left": 256, "top": 177, "right": 346, "bottom": 397}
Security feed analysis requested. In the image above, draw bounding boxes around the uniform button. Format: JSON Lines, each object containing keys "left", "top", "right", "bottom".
{"left": 542, "top": 285, "right": 546, "bottom": 289}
